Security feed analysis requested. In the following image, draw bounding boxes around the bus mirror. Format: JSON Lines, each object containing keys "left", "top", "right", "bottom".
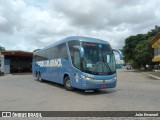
{"left": 113, "top": 49, "right": 123, "bottom": 60}
{"left": 73, "top": 45, "right": 84, "bottom": 57}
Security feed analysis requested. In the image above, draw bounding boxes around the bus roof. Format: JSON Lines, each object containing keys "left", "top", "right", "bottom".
{"left": 35, "top": 36, "right": 110, "bottom": 53}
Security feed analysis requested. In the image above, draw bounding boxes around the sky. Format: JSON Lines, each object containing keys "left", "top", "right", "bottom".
{"left": 0, "top": 0, "right": 160, "bottom": 52}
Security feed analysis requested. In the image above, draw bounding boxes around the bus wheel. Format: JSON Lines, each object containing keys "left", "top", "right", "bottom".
{"left": 64, "top": 77, "right": 73, "bottom": 91}
{"left": 38, "top": 72, "right": 43, "bottom": 82}
{"left": 36, "top": 72, "right": 39, "bottom": 81}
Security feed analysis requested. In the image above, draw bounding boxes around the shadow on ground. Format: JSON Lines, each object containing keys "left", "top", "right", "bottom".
{"left": 34, "top": 79, "right": 117, "bottom": 95}
{"left": 123, "top": 70, "right": 142, "bottom": 73}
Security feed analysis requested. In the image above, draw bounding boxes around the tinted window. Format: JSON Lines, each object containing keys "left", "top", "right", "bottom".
{"left": 33, "top": 43, "right": 68, "bottom": 62}
{"left": 68, "top": 40, "right": 80, "bottom": 62}
{"left": 55, "top": 43, "right": 68, "bottom": 59}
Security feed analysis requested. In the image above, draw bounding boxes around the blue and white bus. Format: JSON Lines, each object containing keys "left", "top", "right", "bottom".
{"left": 32, "top": 36, "right": 118, "bottom": 91}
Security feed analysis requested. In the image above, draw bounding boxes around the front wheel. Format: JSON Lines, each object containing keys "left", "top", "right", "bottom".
{"left": 64, "top": 77, "right": 73, "bottom": 91}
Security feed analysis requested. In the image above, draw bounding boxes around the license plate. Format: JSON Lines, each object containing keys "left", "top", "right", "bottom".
{"left": 100, "top": 84, "right": 107, "bottom": 88}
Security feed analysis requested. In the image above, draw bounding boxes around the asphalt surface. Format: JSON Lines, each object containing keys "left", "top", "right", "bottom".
{"left": 0, "top": 69, "right": 160, "bottom": 119}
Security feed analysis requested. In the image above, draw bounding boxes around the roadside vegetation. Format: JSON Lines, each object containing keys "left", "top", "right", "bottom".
{"left": 123, "top": 26, "right": 160, "bottom": 69}
{"left": 0, "top": 45, "right": 5, "bottom": 51}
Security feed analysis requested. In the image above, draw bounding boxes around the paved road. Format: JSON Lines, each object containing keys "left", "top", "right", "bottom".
{"left": 0, "top": 69, "right": 160, "bottom": 111}
{"left": 0, "top": 69, "right": 160, "bottom": 119}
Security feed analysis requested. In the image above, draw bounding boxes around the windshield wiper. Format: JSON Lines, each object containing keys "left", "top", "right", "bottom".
{"left": 101, "top": 55, "right": 112, "bottom": 74}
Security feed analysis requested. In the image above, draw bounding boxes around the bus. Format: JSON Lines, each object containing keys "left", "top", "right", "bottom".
{"left": 32, "top": 36, "right": 118, "bottom": 91}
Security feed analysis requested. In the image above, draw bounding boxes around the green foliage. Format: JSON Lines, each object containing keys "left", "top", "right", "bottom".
{"left": 0, "top": 45, "right": 5, "bottom": 51}
{"left": 123, "top": 26, "right": 160, "bottom": 69}
{"left": 33, "top": 49, "right": 41, "bottom": 52}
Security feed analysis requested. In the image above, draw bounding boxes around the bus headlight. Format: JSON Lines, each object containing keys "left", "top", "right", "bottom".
{"left": 85, "top": 77, "right": 94, "bottom": 80}
{"left": 113, "top": 77, "right": 117, "bottom": 80}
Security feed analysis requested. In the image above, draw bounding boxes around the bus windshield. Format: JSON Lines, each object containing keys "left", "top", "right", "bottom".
{"left": 82, "top": 42, "right": 116, "bottom": 75}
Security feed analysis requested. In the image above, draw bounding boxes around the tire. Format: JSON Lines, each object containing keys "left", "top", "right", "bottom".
{"left": 37, "top": 72, "right": 43, "bottom": 82}
{"left": 36, "top": 72, "right": 39, "bottom": 81}
{"left": 64, "top": 76, "right": 73, "bottom": 91}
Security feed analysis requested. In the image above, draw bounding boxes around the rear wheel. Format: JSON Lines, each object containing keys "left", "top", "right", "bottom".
{"left": 36, "top": 72, "right": 39, "bottom": 81}
{"left": 37, "top": 72, "right": 43, "bottom": 82}
{"left": 64, "top": 76, "right": 73, "bottom": 91}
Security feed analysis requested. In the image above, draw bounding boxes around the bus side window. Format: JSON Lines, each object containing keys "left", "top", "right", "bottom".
{"left": 73, "top": 51, "right": 80, "bottom": 69}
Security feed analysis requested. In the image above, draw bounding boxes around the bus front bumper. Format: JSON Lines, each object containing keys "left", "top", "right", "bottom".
{"left": 81, "top": 78, "right": 117, "bottom": 90}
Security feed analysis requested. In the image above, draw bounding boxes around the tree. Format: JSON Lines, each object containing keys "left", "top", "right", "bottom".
{"left": 133, "top": 37, "right": 153, "bottom": 68}
{"left": 33, "top": 49, "right": 41, "bottom": 52}
{"left": 123, "top": 34, "right": 147, "bottom": 64}
{"left": 147, "top": 26, "right": 160, "bottom": 37}
{"left": 123, "top": 26, "right": 160, "bottom": 69}
{"left": 0, "top": 45, "right": 5, "bottom": 51}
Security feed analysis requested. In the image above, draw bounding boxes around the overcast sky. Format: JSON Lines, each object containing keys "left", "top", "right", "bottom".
{"left": 0, "top": 0, "right": 160, "bottom": 52}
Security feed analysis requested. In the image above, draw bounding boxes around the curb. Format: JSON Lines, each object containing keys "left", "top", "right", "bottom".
{"left": 144, "top": 73, "right": 160, "bottom": 80}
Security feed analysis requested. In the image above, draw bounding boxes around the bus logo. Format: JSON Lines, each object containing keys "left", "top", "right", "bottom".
{"left": 37, "top": 59, "right": 62, "bottom": 67}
